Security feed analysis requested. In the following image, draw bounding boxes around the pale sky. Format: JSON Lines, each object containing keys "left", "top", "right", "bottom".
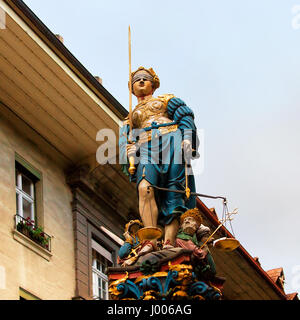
{"left": 23, "top": 0, "right": 300, "bottom": 295}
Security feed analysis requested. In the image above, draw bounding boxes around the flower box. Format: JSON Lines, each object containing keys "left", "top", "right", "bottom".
{"left": 15, "top": 216, "right": 51, "bottom": 251}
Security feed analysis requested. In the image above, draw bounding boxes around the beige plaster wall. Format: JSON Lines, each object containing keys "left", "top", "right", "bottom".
{"left": 0, "top": 113, "right": 76, "bottom": 300}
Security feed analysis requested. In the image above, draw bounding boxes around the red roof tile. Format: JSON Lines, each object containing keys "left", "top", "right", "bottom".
{"left": 286, "top": 293, "right": 299, "bottom": 300}
{"left": 266, "top": 268, "right": 285, "bottom": 291}
{"left": 266, "top": 268, "right": 284, "bottom": 283}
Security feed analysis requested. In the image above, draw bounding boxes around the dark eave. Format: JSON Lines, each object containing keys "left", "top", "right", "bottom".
{"left": 4, "top": 0, "right": 128, "bottom": 120}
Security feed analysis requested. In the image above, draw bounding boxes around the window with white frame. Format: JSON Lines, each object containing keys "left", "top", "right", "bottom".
{"left": 92, "top": 239, "right": 113, "bottom": 300}
{"left": 15, "top": 162, "right": 38, "bottom": 224}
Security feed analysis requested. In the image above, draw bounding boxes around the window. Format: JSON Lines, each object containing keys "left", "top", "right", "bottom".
{"left": 15, "top": 162, "right": 37, "bottom": 224}
{"left": 15, "top": 154, "right": 42, "bottom": 225}
{"left": 13, "top": 155, "right": 51, "bottom": 253}
{"left": 92, "top": 239, "right": 113, "bottom": 300}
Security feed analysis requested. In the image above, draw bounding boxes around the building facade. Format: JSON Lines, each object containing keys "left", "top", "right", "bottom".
{"left": 0, "top": 0, "right": 130, "bottom": 300}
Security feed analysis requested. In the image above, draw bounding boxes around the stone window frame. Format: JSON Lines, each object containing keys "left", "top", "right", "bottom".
{"left": 13, "top": 154, "right": 52, "bottom": 260}
{"left": 68, "top": 168, "right": 126, "bottom": 300}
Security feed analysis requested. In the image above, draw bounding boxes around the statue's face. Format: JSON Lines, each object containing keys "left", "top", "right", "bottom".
{"left": 170, "top": 264, "right": 193, "bottom": 283}
{"left": 132, "top": 71, "right": 154, "bottom": 97}
{"left": 182, "top": 216, "right": 198, "bottom": 236}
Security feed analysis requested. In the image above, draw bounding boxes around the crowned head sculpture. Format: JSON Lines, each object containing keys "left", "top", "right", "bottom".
{"left": 129, "top": 66, "right": 160, "bottom": 96}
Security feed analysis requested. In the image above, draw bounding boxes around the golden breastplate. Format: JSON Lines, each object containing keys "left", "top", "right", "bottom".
{"left": 132, "top": 94, "right": 175, "bottom": 129}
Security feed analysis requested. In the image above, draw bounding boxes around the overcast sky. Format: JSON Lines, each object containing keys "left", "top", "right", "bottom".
{"left": 23, "top": 0, "right": 300, "bottom": 295}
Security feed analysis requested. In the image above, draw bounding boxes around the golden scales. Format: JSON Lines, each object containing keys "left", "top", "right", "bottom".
{"left": 201, "top": 206, "right": 240, "bottom": 252}
{"left": 142, "top": 184, "right": 241, "bottom": 252}
{"left": 213, "top": 237, "right": 240, "bottom": 251}
{"left": 136, "top": 227, "right": 163, "bottom": 242}
{"left": 214, "top": 206, "right": 240, "bottom": 251}
{"left": 136, "top": 189, "right": 240, "bottom": 252}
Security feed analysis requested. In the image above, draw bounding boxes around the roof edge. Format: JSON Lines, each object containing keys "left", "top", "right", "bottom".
{"left": 4, "top": 0, "right": 128, "bottom": 120}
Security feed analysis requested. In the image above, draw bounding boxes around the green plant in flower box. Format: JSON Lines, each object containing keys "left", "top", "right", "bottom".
{"left": 16, "top": 217, "right": 49, "bottom": 249}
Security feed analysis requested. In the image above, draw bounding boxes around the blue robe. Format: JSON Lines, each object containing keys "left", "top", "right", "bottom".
{"left": 119, "top": 97, "right": 199, "bottom": 226}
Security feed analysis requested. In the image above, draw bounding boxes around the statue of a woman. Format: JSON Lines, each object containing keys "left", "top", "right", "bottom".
{"left": 120, "top": 66, "right": 199, "bottom": 255}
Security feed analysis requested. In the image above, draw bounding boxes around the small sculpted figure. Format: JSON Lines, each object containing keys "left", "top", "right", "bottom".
{"left": 175, "top": 208, "right": 216, "bottom": 280}
{"left": 117, "top": 220, "right": 143, "bottom": 267}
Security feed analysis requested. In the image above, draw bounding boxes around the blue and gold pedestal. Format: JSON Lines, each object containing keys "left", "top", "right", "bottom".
{"left": 108, "top": 248, "right": 224, "bottom": 300}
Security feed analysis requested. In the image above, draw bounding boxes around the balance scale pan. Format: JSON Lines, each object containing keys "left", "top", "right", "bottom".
{"left": 213, "top": 237, "right": 240, "bottom": 251}
{"left": 137, "top": 227, "right": 162, "bottom": 242}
